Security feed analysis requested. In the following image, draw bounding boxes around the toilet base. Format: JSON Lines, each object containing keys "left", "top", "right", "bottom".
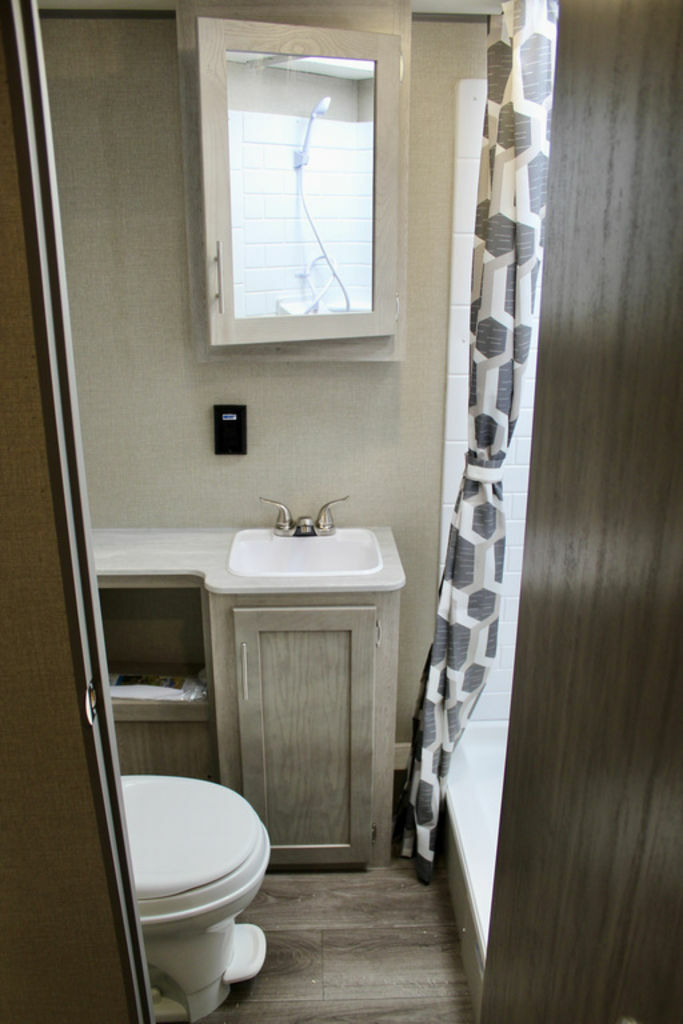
{"left": 222, "top": 922, "right": 267, "bottom": 984}
{"left": 150, "top": 991, "right": 187, "bottom": 1023}
{"left": 151, "top": 923, "right": 267, "bottom": 1023}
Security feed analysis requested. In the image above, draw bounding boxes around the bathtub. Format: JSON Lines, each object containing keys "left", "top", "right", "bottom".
{"left": 445, "top": 720, "right": 508, "bottom": 1017}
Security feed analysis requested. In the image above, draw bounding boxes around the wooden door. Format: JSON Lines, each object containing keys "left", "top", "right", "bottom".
{"left": 234, "top": 606, "right": 376, "bottom": 866}
{"left": 0, "top": 5, "right": 151, "bottom": 1019}
{"left": 480, "top": 1, "right": 683, "bottom": 1021}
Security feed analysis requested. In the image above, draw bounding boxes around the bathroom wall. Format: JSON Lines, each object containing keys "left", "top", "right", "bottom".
{"left": 41, "top": 14, "right": 487, "bottom": 744}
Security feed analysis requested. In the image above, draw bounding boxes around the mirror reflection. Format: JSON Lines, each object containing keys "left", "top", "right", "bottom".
{"left": 225, "top": 53, "right": 375, "bottom": 319}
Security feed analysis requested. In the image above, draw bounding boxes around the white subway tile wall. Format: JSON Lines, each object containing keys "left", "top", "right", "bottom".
{"left": 440, "top": 79, "right": 539, "bottom": 722}
{"left": 229, "top": 111, "right": 374, "bottom": 317}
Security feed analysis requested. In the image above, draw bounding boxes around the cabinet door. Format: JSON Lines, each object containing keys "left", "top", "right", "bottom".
{"left": 234, "top": 606, "right": 376, "bottom": 866}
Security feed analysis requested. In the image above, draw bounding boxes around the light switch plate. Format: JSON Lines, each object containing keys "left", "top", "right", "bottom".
{"left": 214, "top": 405, "right": 246, "bottom": 454}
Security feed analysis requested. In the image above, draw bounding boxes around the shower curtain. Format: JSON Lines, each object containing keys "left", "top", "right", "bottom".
{"left": 396, "top": 0, "right": 558, "bottom": 884}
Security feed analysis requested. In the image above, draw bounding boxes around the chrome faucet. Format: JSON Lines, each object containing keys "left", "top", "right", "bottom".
{"left": 294, "top": 516, "right": 316, "bottom": 537}
{"left": 260, "top": 496, "right": 349, "bottom": 537}
{"left": 314, "top": 496, "right": 349, "bottom": 536}
{"left": 259, "top": 498, "right": 295, "bottom": 536}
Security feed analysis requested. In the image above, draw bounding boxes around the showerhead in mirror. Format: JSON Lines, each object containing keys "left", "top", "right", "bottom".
{"left": 292, "top": 95, "right": 350, "bottom": 313}
{"left": 311, "top": 95, "right": 331, "bottom": 118}
{"left": 295, "top": 96, "right": 331, "bottom": 168}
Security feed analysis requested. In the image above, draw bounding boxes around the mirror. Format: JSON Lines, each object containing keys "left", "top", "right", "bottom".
{"left": 197, "top": 19, "right": 400, "bottom": 349}
{"left": 225, "top": 53, "right": 375, "bottom": 320}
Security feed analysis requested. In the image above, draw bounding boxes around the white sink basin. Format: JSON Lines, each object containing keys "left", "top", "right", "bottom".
{"left": 228, "top": 528, "right": 383, "bottom": 578}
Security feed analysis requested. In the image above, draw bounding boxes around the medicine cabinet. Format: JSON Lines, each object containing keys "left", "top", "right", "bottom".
{"left": 195, "top": 17, "right": 401, "bottom": 351}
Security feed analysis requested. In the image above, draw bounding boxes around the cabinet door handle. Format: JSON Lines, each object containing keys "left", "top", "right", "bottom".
{"left": 240, "top": 641, "right": 248, "bottom": 700}
{"left": 216, "top": 240, "right": 225, "bottom": 315}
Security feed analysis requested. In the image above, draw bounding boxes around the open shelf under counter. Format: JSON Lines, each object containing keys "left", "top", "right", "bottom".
{"left": 98, "top": 578, "right": 217, "bottom": 779}
{"left": 108, "top": 661, "right": 209, "bottom": 722}
{"left": 110, "top": 698, "right": 210, "bottom": 723}
{"left": 98, "top": 574, "right": 205, "bottom": 590}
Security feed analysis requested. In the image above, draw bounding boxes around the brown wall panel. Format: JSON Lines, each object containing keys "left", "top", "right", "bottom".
{"left": 481, "top": 1, "right": 683, "bottom": 1022}
{"left": 0, "top": 13, "right": 138, "bottom": 1022}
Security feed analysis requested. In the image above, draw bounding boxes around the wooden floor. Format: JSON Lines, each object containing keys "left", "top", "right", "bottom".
{"left": 199, "top": 857, "right": 474, "bottom": 1023}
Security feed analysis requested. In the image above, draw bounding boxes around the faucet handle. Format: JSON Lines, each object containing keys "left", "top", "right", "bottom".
{"left": 259, "top": 498, "right": 295, "bottom": 536}
{"left": 315, "top": 496, "right": 349, "bottom": 535}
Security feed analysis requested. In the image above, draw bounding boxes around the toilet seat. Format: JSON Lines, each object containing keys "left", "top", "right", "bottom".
{"left": 122, "top": 776, "right": 269, "bottom": 924}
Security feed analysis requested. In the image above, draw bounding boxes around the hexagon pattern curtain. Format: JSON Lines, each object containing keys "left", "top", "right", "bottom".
{"left": 396, "top": 0, "right": 558, "bottom": 883}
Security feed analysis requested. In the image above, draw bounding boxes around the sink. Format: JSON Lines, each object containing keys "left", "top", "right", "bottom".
{"left": 228, "top": 528, "right": 383, "bottom": 577}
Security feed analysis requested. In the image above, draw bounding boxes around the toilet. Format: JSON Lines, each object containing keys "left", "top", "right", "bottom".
{"left": 121, "top": 775, "right": 270, "bottom": 1023}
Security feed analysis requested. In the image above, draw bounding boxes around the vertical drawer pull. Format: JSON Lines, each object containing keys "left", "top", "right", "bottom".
{"left": 216, "top": 240, "right": 225, "bottom": 314}
{"left": 240, "top": 641, "right": 248, "bottom": 700}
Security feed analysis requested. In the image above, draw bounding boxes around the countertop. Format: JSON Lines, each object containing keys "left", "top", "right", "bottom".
{"left": 92, "top": 527, "right": 406, "bottom": 594}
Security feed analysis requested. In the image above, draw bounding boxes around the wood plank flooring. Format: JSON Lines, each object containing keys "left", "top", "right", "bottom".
{"left": 199, "top": 857, "right": 474, "bottom": 1023}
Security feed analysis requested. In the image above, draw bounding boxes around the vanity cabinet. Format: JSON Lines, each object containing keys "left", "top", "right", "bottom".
{"left": 99, "top": 584, "right": 217, "bottom": 781}
{"left": 93, "top": 527, "right": 404, "bottom": 869}
{"left": 233, "top": 605, "right": 376, "bottom": 867}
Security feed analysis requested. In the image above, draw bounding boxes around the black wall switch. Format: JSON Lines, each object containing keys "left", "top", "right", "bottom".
{"left": 214, "top": 405, "right": 247, "bottom": 454}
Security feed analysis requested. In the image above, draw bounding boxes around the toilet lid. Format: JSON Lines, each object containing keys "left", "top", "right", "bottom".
{"left": 122, "top": 776, "right": 261, "bottom": 899}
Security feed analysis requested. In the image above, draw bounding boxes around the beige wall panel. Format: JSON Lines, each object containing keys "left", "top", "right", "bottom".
{"left": 40, "top": 15, "right": 485, "bottom": 743}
